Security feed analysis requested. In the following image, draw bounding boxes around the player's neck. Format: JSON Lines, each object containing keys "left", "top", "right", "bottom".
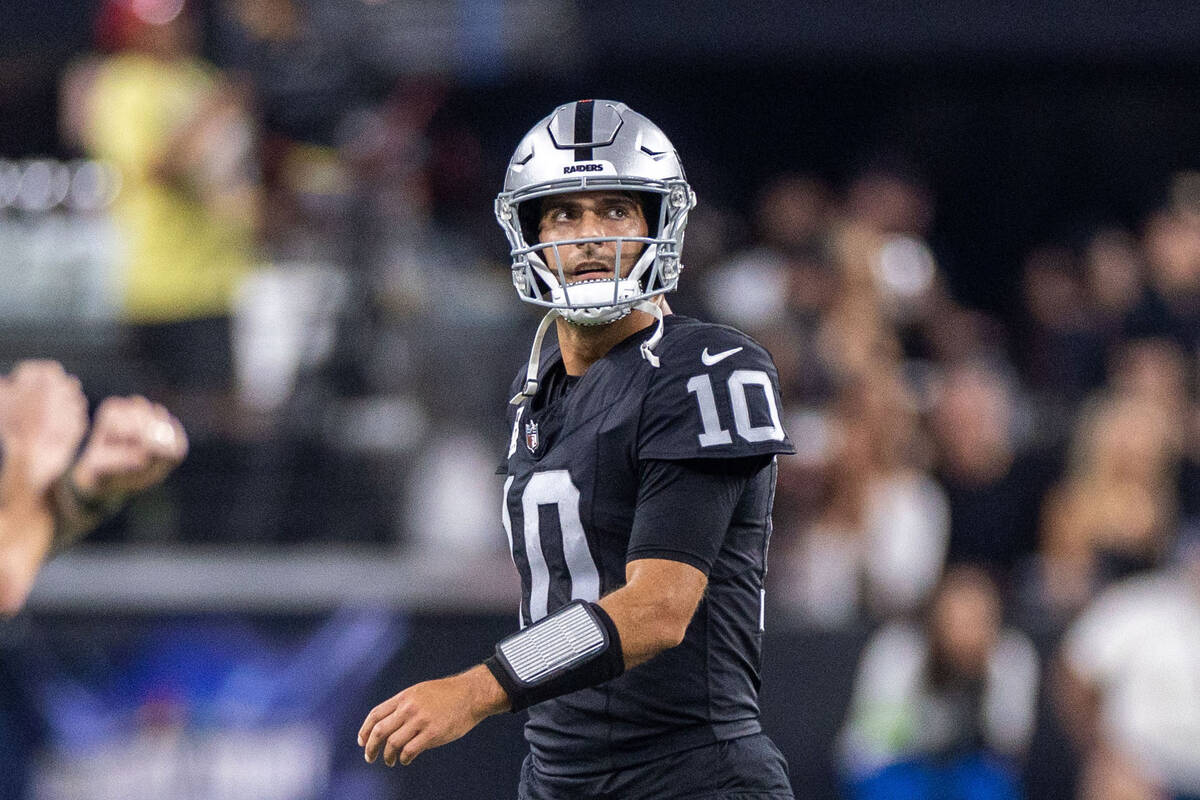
{"left": 556, "top": 298, "right": 672, "bottom": 376}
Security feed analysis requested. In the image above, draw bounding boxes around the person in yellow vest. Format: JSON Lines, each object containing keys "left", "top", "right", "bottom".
{"left": 62, "top": 0, "right": 261, "bottom": 399}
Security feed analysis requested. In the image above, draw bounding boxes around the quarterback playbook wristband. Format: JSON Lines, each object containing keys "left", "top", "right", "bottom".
{"left": 485, "top": 600, "right": 625, "bottom": 712}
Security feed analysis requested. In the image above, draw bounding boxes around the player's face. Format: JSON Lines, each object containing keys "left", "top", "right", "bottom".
{"left": 537, "top": 192, "right": 648, "bottom": 283}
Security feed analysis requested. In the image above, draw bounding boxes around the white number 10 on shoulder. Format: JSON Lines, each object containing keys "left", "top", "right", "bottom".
{"left": 686, "top": 369, "right": 785, "bottom": 447}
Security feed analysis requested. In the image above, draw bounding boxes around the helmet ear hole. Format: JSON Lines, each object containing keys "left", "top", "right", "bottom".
{"left": 637, "top": 193, "right": 662, "bottom": 238}
{"left": 517, "top": 201, "right": 542, "bottom": 246}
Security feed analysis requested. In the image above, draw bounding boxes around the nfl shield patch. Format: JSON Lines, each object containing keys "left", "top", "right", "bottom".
{"left": 525, "top": 419, "right": 539, "bottom": 453}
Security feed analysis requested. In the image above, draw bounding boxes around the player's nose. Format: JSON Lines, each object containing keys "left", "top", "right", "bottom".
{"left": 574, "top": 209, "right": 605, "bottom": 239}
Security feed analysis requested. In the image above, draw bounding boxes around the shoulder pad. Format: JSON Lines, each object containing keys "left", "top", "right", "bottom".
{"left": 639, "top": 322, "right": 794, "bottom": 460}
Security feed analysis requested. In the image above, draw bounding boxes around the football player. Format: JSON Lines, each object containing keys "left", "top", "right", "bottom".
{"left": 0, "top": 359, "right": 187, "bottom": 615}
{"left": 359, "top": 100, "right": 796, "bottom": 799}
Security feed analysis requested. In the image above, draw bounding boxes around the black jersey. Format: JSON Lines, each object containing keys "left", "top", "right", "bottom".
{"left": 500, "top": 314, "right": 795, "bottom": 775}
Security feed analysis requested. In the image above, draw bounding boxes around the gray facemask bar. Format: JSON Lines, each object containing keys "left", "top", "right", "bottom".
{"left": 496, "top": 179, "right": 692, "bottom": 312}
{"left": 518, "top": 235, "right": 668, "bottom": 310}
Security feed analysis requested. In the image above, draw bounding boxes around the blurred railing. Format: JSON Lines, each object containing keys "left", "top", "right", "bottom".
{"left": 26, "top": 545, "right": 519, "bottom": 613}
{"left": 0, "top": 158, "right": 123, "bottom": 323}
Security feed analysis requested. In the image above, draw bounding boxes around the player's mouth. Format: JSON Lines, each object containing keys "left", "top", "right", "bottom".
{"left": 569, "top": 261, "right": 614, "bottom": 280}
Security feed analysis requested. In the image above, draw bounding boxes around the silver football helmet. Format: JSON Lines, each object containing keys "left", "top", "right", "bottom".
{"left": 495, "top": 100, "right": 696, "bottom": 326}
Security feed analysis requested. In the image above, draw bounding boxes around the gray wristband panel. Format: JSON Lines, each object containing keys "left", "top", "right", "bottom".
{"left": 498, "top": 601, "right": 608, "bottom": 685}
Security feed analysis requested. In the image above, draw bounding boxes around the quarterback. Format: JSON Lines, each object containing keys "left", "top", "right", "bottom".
{"left": 359, "top": 100, "right": 796, "bottom": 799}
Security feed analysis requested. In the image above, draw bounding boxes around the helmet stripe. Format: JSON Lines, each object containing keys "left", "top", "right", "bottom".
{"left": 573, "top": 100, "right": 594, "bottom": 161}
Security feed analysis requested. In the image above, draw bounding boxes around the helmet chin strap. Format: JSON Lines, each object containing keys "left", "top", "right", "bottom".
{"left": 509, "top": 300, "right": 666, "bottom": 406}
{"left": 510, "top": 308, "right": 560, "bottom": 405}
{"left": 633, "top": 299, "right": 664, "bottom": 368}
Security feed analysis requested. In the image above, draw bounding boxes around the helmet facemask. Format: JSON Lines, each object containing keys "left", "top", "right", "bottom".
{"left": 496, "top": 100, "right": 695, "bottom": 326}
{"left": 497, "top": 180, "right": 692, "bottom": 325}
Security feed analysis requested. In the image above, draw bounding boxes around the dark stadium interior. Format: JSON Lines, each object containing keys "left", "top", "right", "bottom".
{"left": 3, "top": 1, "right": 1200, "bottom": 798}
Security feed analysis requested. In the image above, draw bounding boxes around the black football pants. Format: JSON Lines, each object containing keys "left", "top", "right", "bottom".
{"left": 517, "top": 732, "right": 795, "bottom": 800}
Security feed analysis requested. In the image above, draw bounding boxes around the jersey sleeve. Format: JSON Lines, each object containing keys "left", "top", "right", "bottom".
{"left": 626, "top": 457, "right": 771, "bottom": 573}
{"left": 638, "top": 324, "right": 794, "bottom": 461}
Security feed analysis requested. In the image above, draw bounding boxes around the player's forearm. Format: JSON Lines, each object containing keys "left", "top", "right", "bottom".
{"left": 50, "top": 487, "right": 99, "bottom": 554}
{"left": 47, "top": 465, "right": 115, "bottom": 554}
{"left": 598, "top": 560, "right": 707, "bottom": 669}
{"left": 482, "top": 561, "right": 705, "bottom": 715}
{"left": 597, "top": 590, "right": 691, "bottom": 669}
{"left": 0, "top": 498, "right": 55, "bottom": 616}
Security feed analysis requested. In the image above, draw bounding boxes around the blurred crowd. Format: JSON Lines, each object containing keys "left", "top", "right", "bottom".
{"left": 701, "top": 153, "right": 1200, "bottom": 799}
{"left": 6, "top": 0, "right": 1200, "bottom": 798}
{"left": 695, "top": 161, "right": 1200, "bottom": 798}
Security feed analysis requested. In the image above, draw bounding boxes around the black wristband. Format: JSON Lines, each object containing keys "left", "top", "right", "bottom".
{"left": 485, "top": 600, "right": 625, "bottom": 713}
{"left": 62, "top": 474, "right": 127, "bottom": 519}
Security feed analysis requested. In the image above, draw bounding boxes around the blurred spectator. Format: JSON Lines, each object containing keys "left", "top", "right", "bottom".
{"left": 1084, "top": 228, "right": 1146, "bottom": 338}
{"left": 1126, "top": 189, "right": 1200, "bottom": 353}
{"left": 333, "top": 79, "right": 516, "bottom": 424}
{"left": 233, "top": 142, "right": 351, "bottom": 417}
{"left": 843, "top": 164, "right": 934, "bottom": 238}
{"left": 780, "top": 364, "right": 949, "bottom": 626}
{"left": 1018, "top": 244, "right": 1107, "bottom": 405}
{"left": 663, "top": 203, "right": 746, "bottom": 319}
{"left": 703, "top": 174, "right": 835, "bottom": 336}
{"left": 815, "top": 290, "right": 900, "bottom": 388}
{"left": 839, "top": 566, "right": 1040, "bottom": 800}
{"left": 1017, "top": 389, "right": 1179, "bottom": 636}
{"left": 1057, "top": 530, "right": 1200, "bottom": 800}
{"left": 61, "top": 0, "right": 261, "bottom": 419}
{"left": 831, "top": 162, "right": 974, "bottom": 367}
{"left": 930, "top": 361, "right": 1056, "bottom": 575}
{"left": 215, "top": 0, "right": 375, "bottom": 146}
{"left": 1108, "top": 337, "right": 1191, "bottom": 423}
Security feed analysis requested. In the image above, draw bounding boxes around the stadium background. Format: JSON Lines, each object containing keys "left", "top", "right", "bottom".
{"left": 4, "top": 1, "right": 1200, "bottom": 798}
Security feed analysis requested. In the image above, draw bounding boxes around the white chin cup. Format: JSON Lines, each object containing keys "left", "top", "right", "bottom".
{"left": 551, "top": 278, "right": 639, "bottom": 325}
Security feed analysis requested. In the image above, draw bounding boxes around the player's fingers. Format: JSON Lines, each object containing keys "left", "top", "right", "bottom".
{"left": 363, "top": 722, "right": 389, "bottom": 763}
{"left": 397, "top": 729, "right": 434, "bottom": 767}
{"left": 59, "top": 380, "right": 88, "bottom": 432}
{"left": 11, "top": 361, "right": 82, "bottom": 403}
{"left": 358, "top": 710, "right": 380, "bottom": 748}
{"left": 11, "top": 359, "right": 66, "bottom": 381}
{"left": 96, "top": 450, "right": 155, "bottom": 476}
{"left": 166, "top": 415, "right": 188, "bottom": 460}
{"left": 383, "top": 720, "right": 421, "bottom": 768}
{"left": 101, "top": 404, "right": 163, "bottom": 457}
{"left": 145, "top": 405, "right": 186, "bottom": 460}
{"left": 91, "top": 398, "right": 139, "bottom": 441}
{"left": 363, "top": 705, "right": 407, "bottom": 763}
{"left": 94, "top": 395, "right": 153, "bottom": 433}
{"left": 358, "top": 697, "right": 397, "bottom": 746}
{"left": 35, "top": 370, "right": 83, "bottom": 410}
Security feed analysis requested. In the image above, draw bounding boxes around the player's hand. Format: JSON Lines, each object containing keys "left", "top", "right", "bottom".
{"left": 0, "top": 360, "right": 89, "bottom": 500}
{"left": 358, "top": 665, "right": 509, "bottom": 767}
{"left": 68, "top": 396, "right": 188, "bottom": 504}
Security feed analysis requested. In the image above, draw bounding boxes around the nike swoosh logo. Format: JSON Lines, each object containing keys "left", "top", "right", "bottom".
{"left": 701, "top": 346, "right": 743, "bottom": 366}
